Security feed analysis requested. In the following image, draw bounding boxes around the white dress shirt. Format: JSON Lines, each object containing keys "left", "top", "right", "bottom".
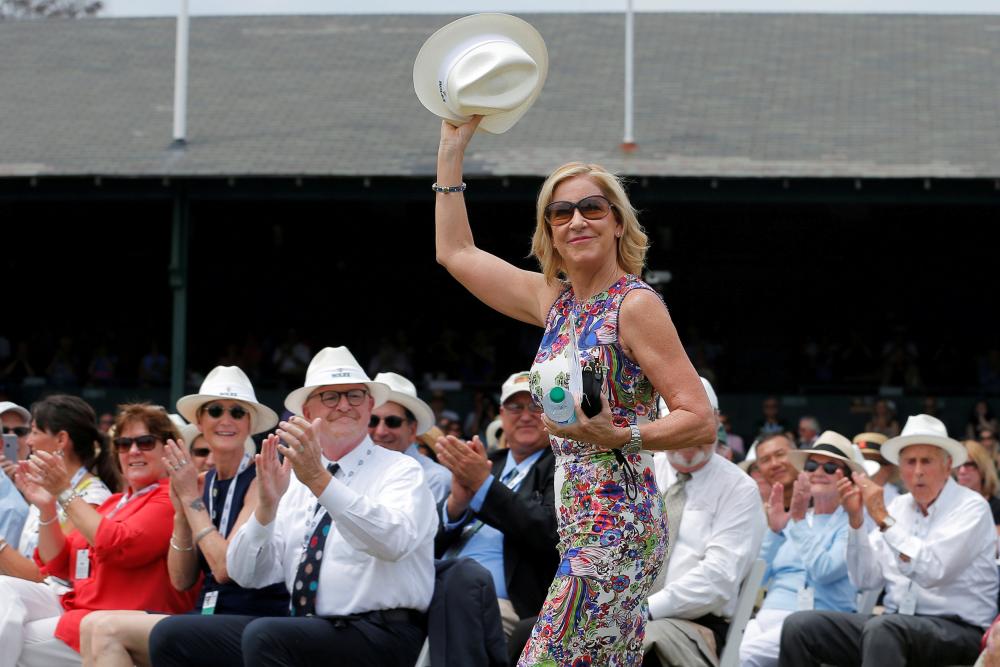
{"left": 648, "top": 453, "right": 766, "bottom": 620}
{"left": 847, "top": 477, "right": 998, "bottom": 628}
{"left": 228, "top": 436, "right": 437, "bottom": 616}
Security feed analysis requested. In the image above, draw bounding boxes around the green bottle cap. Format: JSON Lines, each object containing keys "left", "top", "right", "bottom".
{"left": 549, "top": 386, "right": 566, "bottom": 402}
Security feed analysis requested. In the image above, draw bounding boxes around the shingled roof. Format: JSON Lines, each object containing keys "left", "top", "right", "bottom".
{"left": 1, "top": 13, "right": 998, "bottom": 178}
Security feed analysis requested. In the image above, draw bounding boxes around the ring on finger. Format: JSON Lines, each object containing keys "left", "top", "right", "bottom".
{"left": 179, "top": 460, "right": 188, "bottom": 466}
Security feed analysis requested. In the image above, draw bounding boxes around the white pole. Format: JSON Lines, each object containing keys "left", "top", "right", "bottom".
{"left": 622, "top": 0, "right": 636, "bottom": 151}
{"left": 172, "top": 0, "right": 190, "bottom": 146}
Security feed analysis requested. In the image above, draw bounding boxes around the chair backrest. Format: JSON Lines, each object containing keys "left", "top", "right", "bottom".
{"left": 856, "top": 587, "right": 882, "bottom": 616}
{"left": 718, "top": 559, "right": 767, "bottom": 667}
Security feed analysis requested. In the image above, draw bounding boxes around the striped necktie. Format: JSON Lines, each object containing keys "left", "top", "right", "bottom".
{"left": 291, "top": 463, "right": 339, "bottom": 617}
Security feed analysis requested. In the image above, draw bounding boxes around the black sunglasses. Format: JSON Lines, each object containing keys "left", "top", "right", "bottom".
{"left": 544, "top": 195, "right": 615, "bottom": 226}
{"left": 370, "top": 415, "right": 406, "bottom": 429}
{"left": 804, "top": 459, "right": 849, "bottom": 475}
{"left": 204, "top": 405, "right": 249, "bottom": 420}
{"left": 113, "top": 435, "right": 160, "bottom": 452}
{"left": 191, "top": 447, "right": 211, "bottom": 457}
{"left": 2, "top": 426, "right": 29, "bottom": 437}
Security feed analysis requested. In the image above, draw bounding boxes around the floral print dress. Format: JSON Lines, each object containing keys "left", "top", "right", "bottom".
{"left": 520, "top": 274, "right": 667, "bottom": 667}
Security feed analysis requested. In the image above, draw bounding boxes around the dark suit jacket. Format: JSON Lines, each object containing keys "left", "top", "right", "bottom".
{"left": 435, "top": 447, "right": 559, "bottom": 620}
{"left": 428, "top": 558, "right": 507, "bottom": 667}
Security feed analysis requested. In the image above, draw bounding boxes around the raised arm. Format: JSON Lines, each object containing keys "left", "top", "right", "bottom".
{"left": 435, "top": 117, "right": 556, "bottom": 326}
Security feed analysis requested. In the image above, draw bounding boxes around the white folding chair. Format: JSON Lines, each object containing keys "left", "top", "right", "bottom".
{"left": 856, "top": 587, "right": 882, "bottom": 616}
{"left": 718, "top": 558, "right": 767, "bottom": 667}
{"left": 413, "top": 638, "right": 431, "bottom": 667}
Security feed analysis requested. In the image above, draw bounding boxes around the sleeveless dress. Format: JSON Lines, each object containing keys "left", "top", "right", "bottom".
{"left": 193, "top": 464, "right": 289, "bottom": 616}
{"left": 520, "top": 274, "right": 668, "bottom": 667}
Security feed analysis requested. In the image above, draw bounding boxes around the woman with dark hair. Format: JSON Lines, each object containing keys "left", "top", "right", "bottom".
{"left": 0, "top": 395, "right": 117, "bottom": 583}
{"left": 0, "top": 402, "right": 197, "bottom": 667}
{"left": 966, "top": 400, "right": 1000, "bottom": 441}
{"left": 435, "top": 116, "right": 714, "bottom": 666}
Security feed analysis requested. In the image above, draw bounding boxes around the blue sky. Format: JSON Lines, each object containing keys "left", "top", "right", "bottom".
{"left": 104, "top": 0, "right": 1000, "bottom": 17}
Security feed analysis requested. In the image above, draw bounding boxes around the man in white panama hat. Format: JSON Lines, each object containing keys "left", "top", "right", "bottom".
{"left": 370, "top": 372, "right": 452, "bottom": 504}
{"left": 149, "top": 346, "right": 437, "bottom": 667}
{"left": 778, "top": 414, "right": 999, "bottom": 667}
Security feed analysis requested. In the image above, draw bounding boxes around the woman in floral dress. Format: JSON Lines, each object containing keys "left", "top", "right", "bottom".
{"left": 434, "top": 115, "right": 715, "bottom": 666}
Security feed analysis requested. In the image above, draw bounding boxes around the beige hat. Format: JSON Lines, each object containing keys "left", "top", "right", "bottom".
{"left": 789, "top": 430, "right": 866, "bottom": 475}
{"left": 0, "top": 401, "right": 31, "bottom": 423}
{"left": 176, "top": 366, "right": 278, "bottom": 435}
{"left": 373, "top": 372, "right": 434, "bottom": 436}
{"left": 881, "top": 414, "right": 966, "bottom": 467}
{"left": 485, "top": 416, "right": 504, "bottom": 451}
{"left": 284, "top": 346, "right": 389, "bottom": 416}
{"left": 500, "top": 371, "right": 532, "bottom": 404}
{"left": 413, "top": 13, "right": 548, "bottom": 135}
{"left": 852, "top": 432, "right": 889, "bottom": 461}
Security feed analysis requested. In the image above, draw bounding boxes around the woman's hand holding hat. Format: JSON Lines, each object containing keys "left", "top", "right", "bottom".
{"left": 439, "top": 116, "right": 483, "bottom": 159}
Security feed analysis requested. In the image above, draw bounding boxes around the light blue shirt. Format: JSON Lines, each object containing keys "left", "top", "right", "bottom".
{"left": 404, "top": 443, "right": 452, "bottom": 505}
{"left": 442, "top": 449, "right": 545, "bottom": 599}
{"left": 0, "top": 472, "right": 28, "bottom": 546}
{"left": 759, "top": 505, "right": 856, "bottom": 613}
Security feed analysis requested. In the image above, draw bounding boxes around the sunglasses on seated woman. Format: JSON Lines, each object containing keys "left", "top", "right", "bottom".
{"left": 113, "top": 435, "right": 160, "bottom": 452}
{"left": 804, "top": 459, "right": 850, "bottom": 475}
{"left": 203, "top": 404, "right": 249, "bottom": 420}
{"left": 543, "top": 195, "right": 616, "bottom": 226}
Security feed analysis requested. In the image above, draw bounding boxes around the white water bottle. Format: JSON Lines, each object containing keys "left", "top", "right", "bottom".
{"left": 543, "top": 386, "right": 577, "bottom": 425}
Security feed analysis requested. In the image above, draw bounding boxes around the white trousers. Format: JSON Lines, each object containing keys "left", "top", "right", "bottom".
{"left": 739, "top": 608, "right": 793, "bottom": 667}
{"left": 0, "top": 575, "right": 81, "bottom": 667}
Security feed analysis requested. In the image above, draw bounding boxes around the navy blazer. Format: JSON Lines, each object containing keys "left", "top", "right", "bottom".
{"left": 435, "top": 447, "right": 559, "bottom": 620}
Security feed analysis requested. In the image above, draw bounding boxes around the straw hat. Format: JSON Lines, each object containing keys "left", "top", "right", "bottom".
{"left": 176, "top": 366, "right": 278, "bottom": 435}
{"left": 788, "top": 430, "right": 866, "bottom": 475}
{"left": 373, "top": 372, "right": 434, "bottom": 436}
{"left": 284, "top": 346, "right": 389, "bottom": 417}
{"left": 413, "top": 13, "right": 548, "bottom": 134}
{"left": 880, "top": 414, "right": 966, "bottom": 467}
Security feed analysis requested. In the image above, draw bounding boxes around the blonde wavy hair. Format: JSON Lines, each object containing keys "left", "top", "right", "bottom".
{"left": 530, "top": 162, "right": 649, "bottom": 283}
{"left": 961, "top": 439, "right": 999, "bottom": 498}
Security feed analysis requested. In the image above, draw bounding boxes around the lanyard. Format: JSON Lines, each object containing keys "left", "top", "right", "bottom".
{"left": 208, "top": 453, "right": 252, "bottom": 538}
{"left": 299, "top": 447, "right": 373, "bottom": 552}
{"left": 69, "top": 466, "right": 87, "bottom": 491}
{"left": 106, "top": 482, "right": 159, "bottom": 519}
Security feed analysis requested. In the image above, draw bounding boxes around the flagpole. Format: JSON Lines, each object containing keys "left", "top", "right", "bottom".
{"left": 171, "top": 0, "right": 190, "bottom": 148}
{"left": 622, "top": 0, "right": 637, "bottom": 152}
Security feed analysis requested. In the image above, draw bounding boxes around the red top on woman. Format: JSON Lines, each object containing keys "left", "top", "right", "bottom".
{"left": 35, "top": 481, "right": 200, "bottom": 651}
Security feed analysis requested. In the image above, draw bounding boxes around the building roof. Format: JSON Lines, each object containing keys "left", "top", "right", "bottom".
{"left": 2, "top": 13, "right": 999, "bottom": 178}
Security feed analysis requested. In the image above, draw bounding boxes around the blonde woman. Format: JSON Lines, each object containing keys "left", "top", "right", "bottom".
{"left": 435, "top": 117, "right": 714, "bottom": 666}
{"left": 957, "top": 439, "right": 1000, "bottom": 535}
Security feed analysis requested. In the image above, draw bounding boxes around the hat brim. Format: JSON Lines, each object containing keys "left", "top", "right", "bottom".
{"left": 176, "top": 394, "right": 279, "bottom": 435}
{"left": 284, "top": 381, "right": 390, "bottom": 417}
{"left": 383, "top": 392, "right": 435, "bottom": 436}
{"left": 788, "top": 449, "right": 864, "bottom": 475}
{"left": 880, "top": 434, "right": 967, "bottom": 467}
{"left": 413, "top": 13, "right": 548, "bottom": 135}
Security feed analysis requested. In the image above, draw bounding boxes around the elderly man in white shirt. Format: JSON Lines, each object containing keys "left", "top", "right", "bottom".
{"left": 778, "top": 414, "right": 999, "bottom": 667}
{"left": 148, "top": 347, "right": 437, "bottom": 667}
{"left": 644, "top": 379, "right": 766, "bottom": 667}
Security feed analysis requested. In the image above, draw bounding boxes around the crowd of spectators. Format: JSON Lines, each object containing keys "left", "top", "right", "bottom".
{"left": 2, "top": 349, "right": 1000, "bottom": 666}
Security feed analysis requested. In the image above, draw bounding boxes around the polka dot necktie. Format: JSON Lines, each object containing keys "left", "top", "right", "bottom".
{"left": 291, "top": 463, "right": 339, "bottom": 617}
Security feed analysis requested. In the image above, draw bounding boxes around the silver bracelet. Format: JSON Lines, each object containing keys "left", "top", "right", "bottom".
{"left": 57, "top": 489, "right": 82, "bottom": 509}
{"left": 193, "top": 526, "right": 215, "bottom": 545}
{"left": 170, "top": 537, "right": 194, "bottom": 552}
{"left": 38, "top": 513, "right": 59, "bottom": 526}
{"left": 431, "top": 182, "right": 466, "bottom": 193}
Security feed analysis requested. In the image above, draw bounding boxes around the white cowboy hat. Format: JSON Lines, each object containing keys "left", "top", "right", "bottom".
{"left": 0, "top": 401, "right": 30, "bottom": 423}
{"left": 788, "top": 430, "right": 866, "bottom": 475}
{"left": 880, "top": 414, "right": 966, "bottom": 467}
{"left": 176, "top": 366, "right": 278, "bottom": 435}
{"left": 284, "top": 346, "right": 389, "bottom": 417}
{"left": 373, "top": 372, "right": 434, "bottom": 436}
{"left": 657, "top": 377, "right": 718, "bottom": 416}
{"left": 500, "top": 370, "right": 532, "bottom": 404}
{"left": 413, "top": 13, "right": 548, "bottom": 135}
{"left": 485, "top": 416, "right": 504, "bottom": 452}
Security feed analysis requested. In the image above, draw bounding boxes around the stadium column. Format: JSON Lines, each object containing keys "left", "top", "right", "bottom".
{"left": 169, "top": 189, "right": 189, "bottom": 407}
